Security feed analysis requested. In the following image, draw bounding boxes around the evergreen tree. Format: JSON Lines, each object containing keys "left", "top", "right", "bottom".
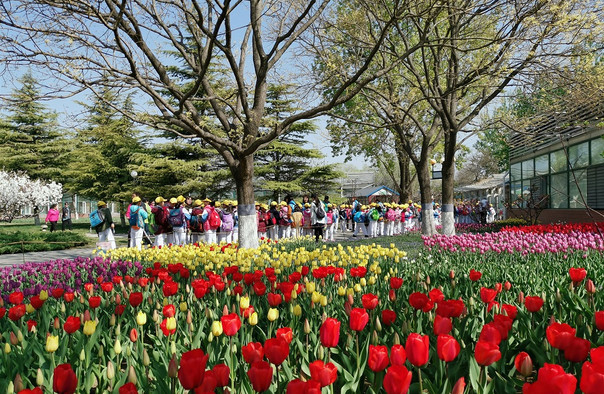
{"left": 255, "top": 84, "right": 341, "bottom": 200}
{"left": 0, "top": 72, "right": 65, "bottom": 181}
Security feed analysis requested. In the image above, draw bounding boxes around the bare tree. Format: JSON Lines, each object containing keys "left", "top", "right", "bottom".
{"left": 0, "top": 0, "right": 417, "bottom": 248}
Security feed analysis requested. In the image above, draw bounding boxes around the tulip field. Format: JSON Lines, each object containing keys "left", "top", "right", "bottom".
{"left": 1, "top": 224, "right": 604, "bottom": 393}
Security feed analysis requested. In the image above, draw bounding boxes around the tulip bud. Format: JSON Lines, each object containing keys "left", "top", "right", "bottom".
{"left": 549, "top": 315, "right": 556, "bottom": 326}
{"left": 152, "top": 310, "right": 159, "bottom": 322}
{"left": 10, "top": 332, "right": 18, "bottom": 346}
{"left": 375, "top": 317, "right": 382, "bottom": 332}
{"left": 126, "top": 345, "right": 132, "bottom": 357}
{"left": 189, "top": 323, "right": 194, "bottom": 333}
{"left": 468, "top": 297, "right": 475, "bottom": 307}
{"left": 170, "top": 340, "right": 176, "bottom": 355}
{"left": 14, "top": 374, "right": 23, "bottom": 392}
{"left": 504, "top": 281, "right": 512, "bottom": 291}
{"left": 53, "top": 317, "right": 60, "bottom": 330}
{"left": 515, "top": 352, "right": 533, "bottom": 377}
{"left": 115, "top": 323, "right": 121, "bottom": 336}
{"left": 115, "top": 294, "right": 121, "bottom": 305}
{"left": 393, "top": 332, "right": 400, "bottom": 345}
{"left": 347, "top": 294, "right": 354, "bottom": 305}
{"left": 60, "top": 302, "right": 66, "bottom": 313}
{"left": 107, "top": 361, "right": 115, "bottom": 380}
{"left": 449, "top": 270, "right": 455, "bottom": 279}
{"left": 371, "top": 330, "right": 378, "bottom": 345}
{"left": 211, "top": 321, "right": 223, "bottom": 336}
{"left": 143, "top": 349, "right": 150, "bottom": 366}
{"left": 98, "top": 345, "right": 104, "bottom": 358}
{"left": 186, "top": 310, "right": 192, "bottom": 325}
{"left": 208, "top": 332, "right": 214, "bottom": 343}
{"left": 130, "top": 328, "right": 138, "bottom": 343}
{"left": 586, "top": 279, "right": 596, "bottom": 294}
{"left": 83, "top": 309, "right": 91, "bottom": 322}
{"left": 36, "top": 368, "right": 44, "bottom": 386}
{"left": 318, "top": 346, "right": 324, "bottom": 360}
{"left": 426, "top": 275, "right": 431, "bottom": 285}
{"left": 128, "top": 365, "right": 138, "bottom": 384}
{"left": 452, "top": 377, "right": 466, "bottom": 394}
{"left": 109, "top": 314, "right": 116, "bottom": 327}
{"left": 518, "top": 291, "right": 524, "bottom": 305}
{"left": 304, "top": 319, "right": 311, "bottom": 334}
{"left": 577, "top": 314, "right": 584, "bottom": 327}
{"left": 556, "top": 288, "right": 561, "bottom": 303}
{"left": 223, "top": 305, "right": 229, "bottom": 316}
{"left": 80, "top": 348, "right": 86, "bottom": 361}
{"left": 6, "top": 382, "right": 13, "bottom": 394}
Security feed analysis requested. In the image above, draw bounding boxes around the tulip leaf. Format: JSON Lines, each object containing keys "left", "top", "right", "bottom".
{"left": 469, "top": 357, "right": 480, "bottom": 393}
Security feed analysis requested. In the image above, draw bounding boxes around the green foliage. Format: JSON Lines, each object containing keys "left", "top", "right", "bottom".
{"left": 0, "top": 231, "right": 88, "bottom": 254}
{"left": 0, "top": 72, "right": 67, "bottom": 182}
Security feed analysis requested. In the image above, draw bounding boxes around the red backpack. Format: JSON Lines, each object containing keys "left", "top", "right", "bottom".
{"left": 208, "top": 208, "right": 222, "bottom": 229}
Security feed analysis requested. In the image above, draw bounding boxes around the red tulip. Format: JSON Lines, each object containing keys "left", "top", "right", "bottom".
{"left": 433, "top": 315, "right": 452, "bottom": 336}
{"left": 581, "top": 359, "right": 604, "bottom": 394}
{"left": 247, "top": 361, "right": 273, "bottom": 392}
{"left": 522, "top": 363, "right": 576, "bottom": 393}
{"left": 383, "top": 365, "right": 412, "bottom": 394}
{"left": 211, "top": 364, "right": 230, "bottom": 387}
{"left": 101, "top": 282, "right": 113, "bottom": 292}
{"left": 221, "top": 313, "right": 242, "bottom": 336}
{"left": 428, "top": 288, "right": 444, "bottom": 303}
{"left": 52, "top": 288, "right": 65, "bottom": 298}
{"left": 63, "top": 293, "right": 75, "bottom": 303}
{"left": 88, "top": 296, "right": 101, "bottom": 309}
{"left": 475, "top": 341, "right": 501, "bottom": 366}
{"left": 563, "top": 337, "right": 591, "bottom": 362}
{"left": 129, "top": 328, "right": 138, "bottom": 343}
{"left": 546, "top": 322, "right": 576, "bottom": 350}
{"left": 276, "top": 327, "right": 293, "bottom": 344}
{"left": 452, "top": 377, "right": 466, "bottom": 394}
{"left": 115, "top": 304, "right": 126, "bottom": 316}
{"left": 515, "top": 352, "right": 533, "bottom": 377}
{"left": 596, "top": 311, "right": 604, "bottom": 331}
{"left": 524, "top": 296, "right": 544, "bottom": 313}
{"left": 129, "top": 292, "right": 143, "bottom": 307}
{"left": 437, "top": 335, "right": 460, "bottom": 362}
{"left": 163, "top": 304, "right": 176, "bottom": 318}
{"left": 586, "top": 279, "right": 596, "bottom": 294}
{"left": 390, "top": 344, "right": 406, "bottom": 366}
{"left": 469, "top": 269, "right": 482, "bottom": 281}
{"left": 502, "top": 304, "right": 518, "bottom": 320}
{"left": 390, "top": 277, "right": 403, "bottom": 289}
{"left": 9, "top": 291, "right": 24, "bottom": 305}
{"left": 162, "top": 281, "right": 178, "bottom": 297}
{"left": 18, "top": 388, "right": 43, "bottom": 394}
{"left": 436, "top": 299, "right": 464, "bottom": 318}
{"left": 267, "top": 292, "right": 282, "bottom": 307}
{"left": 405, "top": 333, "right": 429, "bottom": 367}
{"left": 479, "top": 323, "right": 502, "bottom": 345}
{"left": 381, "top": 310, "right": 397, "bottom": 326}
{"left": 178, "top": 348, "right": 209, "bottom": 389}
{"left": 27, "top": 320, "right": 37, "bottom": 332}
{"left": 264, "top": 337, "right": 289, "bottom": 365}
{"left": 361, "top": 293, "right": 379, "bottom": 310}
{"left": 492, "top": 314, "right": 513, "bottom": 340}
{"left": 83, "top": 283, "right": 94, "bottom": 292}
{"left": 63, "top": 316, "right": 81, "bottom": 334}
{"left": 480, "top": 287, "right": 498, "bottom": 304}
{"left": 160, "top": 318, "right": 176, "bottom": 336}
{"left": 408, "top": 292, "right": 429, "bottom": 310}
{"left": 569, "top": 267, "right": 587, "bottom": 283}
{"left": 320, "top": 318, "right": 341, "bottom": 348}
{"left": 349, "top": 308, "right": 369, "bottom": 331}
{"left": 503, "top": 281, "right": 512, "bottom": 291}
{"left": 253, "top": 281, "right": 267, "bottom": 296}
{"left": 242, "top": 342, "right": 264, "bottom": 364}
{"left": 368, "top": 345, "right": 389, "bottom": 372}
{"left": 53, "top": 364, "right": 78, "bottom": 394}
{"left": 286, "top": 379, "right": 321, "bottom": 393}
{"left": 118, "top": 382, "right": 138, "bottom": 394}
{"left": 30, "top": 295, "right": 44, "bottom": 309}
{"left": 309, "top": 360, "right": 338, "bottom": 387}
{"left": 8, "top": 304, "right": 26, "bottom": 321}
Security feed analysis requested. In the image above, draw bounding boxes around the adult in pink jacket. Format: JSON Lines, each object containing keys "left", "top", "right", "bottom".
{"left": 45, "top": 204, "right": 60, "bottom": 232}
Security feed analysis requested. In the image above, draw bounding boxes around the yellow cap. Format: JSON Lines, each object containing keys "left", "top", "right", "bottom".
{"left": 177, "top": 195, "right": 185, "bottom": 203}
{"left": 97, "top": 201, "right": 106, "bottom": 207}
{"left": 232, "top": 202, "right": 238, "bottom": 206}
{"left": 215, "top": 201, "right": 222, "bottom": 207}
{"left": 304, "top": 203, "right": 310, "bottom": 208}
{"left": 203, "top": 198, "right": 211, "bottom": 203}
{"left": 280, "top": 201, "right": 287, "bottom": 206}
{"left": 361, "top": 205, "right": 367, "bottom": 210}
{"left": 327, "top": 203, "right": 332, "bottom": 208}
{"left": 132, "top": 196, "right": 141, "bottom": 203}
{"left": 155, "top": 197, "right": 165, "bottom": 204}
{"left": 169, "top": 198, "right": 178, "bottom": 204}
{"left": 271, "top": 201, "right": 278, "bottom": 206}
{"left": 193, "top": 199, "right": 202, "bottom": 207}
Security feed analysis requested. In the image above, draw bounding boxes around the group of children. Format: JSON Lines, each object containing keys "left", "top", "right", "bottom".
{"left": 93, "top": 193, "right": 429, "bottom": 250}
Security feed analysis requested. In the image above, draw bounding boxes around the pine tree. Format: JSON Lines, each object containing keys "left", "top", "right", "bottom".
{"left": 255, "top": 84, "right": 341, "bottom": 200}
{"left": 0, "top": 72, "right": 65, "bottom": 181}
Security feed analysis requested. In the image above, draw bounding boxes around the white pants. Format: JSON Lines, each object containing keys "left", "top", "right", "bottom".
{"left": 98, "top": 228, "right": 116, "bottom": 250}
{"left": 268, "top": 227, "right": 278, "bottom": 240}
{"left": 279, "top": 225, "right": 291, "bottom": 239}
{"left": 204, "top": 229, "right": 217, "bottom": 244}
{"left": 155, "top": 233, "right": 167, "bottom": 248}
{"left": 217, "top": 231, "right": 233, "bottom": 244}
{"left": 325, "top": 224, "right": 334, "bottom": 241}
{"left": 292, "top": 227, "right": 301, "bottom": 238}
{"left": 258, "top": 231, "right": 267, "bottom": 240}
{"left": 378, "top": 221, "right": 384, "bottom": 236}
{"left": 303, "top": 228, "right": 313, "bottom": 237}
{"left": 354, "top": 223, "right": 368, "bottom": 237}
{"left": 166, "top": 232, "right": 175, "bottom": 245}
{"left": 130, "top": 227, "right": 143, "bottom": 250}
{"left": 368, "top": 221, "right": 377, "bottom": 237}
{"left": 191, "top": 233, "right": 203, "bottom": 245}
{"left": 340, "top": 220, "right": 347, "bottom": 232}
{"left": 173, "top": 227, "right": 186, "bottom": 246}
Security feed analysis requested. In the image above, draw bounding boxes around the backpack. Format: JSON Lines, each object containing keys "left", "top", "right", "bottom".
{"left": 353, "top": 211, "right": 364, "bottom": 223}
{"left": 168, "top": 208, "right": 184, "bottom": 227}
{"left": 129, "top": 207, "right": 144, "bottom": 229}
{"left": 279, "top": 206, "right": 290, "bottom": 226}
{"left": 190, "top": 215, "right": 199, "bottom": 230}
{"left": 326, "top": 212, "right": 333, "bottom": 225}
{"left": 90, "top": 209, "right": 105, "bottom": 228}
{"left": 315, "top": 204, "right": 326, "bottom": 220}
{"left": 221, "top": 212, "right": 234, "bottom": 232}
{"left": 370, "top": 209, "right": 379, "bottom": 221}
{"left": 208, "top": 208, "right": 221, "bottom": 229}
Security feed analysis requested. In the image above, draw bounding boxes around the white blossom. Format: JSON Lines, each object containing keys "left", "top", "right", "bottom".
{"left": 0, "top": 171, "right": 63, "bottom": 222}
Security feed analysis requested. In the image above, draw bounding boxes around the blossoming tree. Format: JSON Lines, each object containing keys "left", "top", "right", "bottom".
{"left": 0, "top": 171, "right": 63, "bottom": 222}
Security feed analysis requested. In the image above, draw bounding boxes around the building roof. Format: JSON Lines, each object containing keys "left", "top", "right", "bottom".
{"left": 355, "top": 185, "right": 400, "bottom": 197}
{"left": 455, "top": 173, "right": 507, "bottom": 193}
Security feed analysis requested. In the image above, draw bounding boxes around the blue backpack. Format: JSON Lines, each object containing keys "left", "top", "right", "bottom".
{"left": 90, "top": 209, "right": 105, "bottom": 228}
{"left": 353, "top": 211, "right": 365, "bottom": 223}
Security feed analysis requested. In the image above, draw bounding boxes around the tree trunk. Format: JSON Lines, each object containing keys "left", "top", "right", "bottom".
{"left": 233, "top": 154, "right": 259, "bottom": 249}
{"left": 441, "top": 131, "right": 457, "bottom": 235}
{"left": 416, "top": 159, "right": 436, "bottom": 236}
{"left": 398, "top": 153, "right": 412, "bottom": 203}
{"left": 120, "top": 202, "right": 126, "bottom": 227}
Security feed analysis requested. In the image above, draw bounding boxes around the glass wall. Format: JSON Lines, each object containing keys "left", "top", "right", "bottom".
{"left": 510, "top": 136, "right": 603, "bottom": 209}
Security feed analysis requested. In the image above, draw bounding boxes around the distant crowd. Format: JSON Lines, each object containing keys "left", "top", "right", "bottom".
{"left": 91, "top": 193, "right": 436, "bottom": 250}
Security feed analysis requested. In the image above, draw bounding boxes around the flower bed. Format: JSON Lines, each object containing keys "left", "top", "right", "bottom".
{"left": 1, "top": 241, "right": 603, "bottom": 393}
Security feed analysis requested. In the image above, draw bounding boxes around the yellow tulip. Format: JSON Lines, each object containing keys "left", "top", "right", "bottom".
{"left": 320, "top": 295, "right": 328, "bottom": 307}
{"left": 211, "top": 321, "right": 223, "bottom": 336}
{"left": 4, "top": 343, "right": 10, "bottom": 354}
{"left": 26, "top": 304, "right": 35, "bottom": 314}
{"left": 240, "top": 297, "right": 250, "bottom": 310}
{"left": 337, "top": 286, "right": 346, "bottom": 296}
{"left": 306, "top": 282, "right": 316, "bottom": 294}
{"left": 293, "top": 305, "right": 302, "bottom": 316}
{"left": 311, "top": 291, "right": 321, "bottom": 303}
{"left": 180, "top": 302, "right": 188, "bottom": 312}
{"left": 83, "top": 320, "right": 97, "bottom": 336}
{"left": 267, "top": 308, "right": 279, "bottom": 322}
{"left": 114, "top": 339, "right": 122, "bottom": 355}
{"left": 248, "top": 312, "right": 258, "bottom": 326}
{"left": 354, "top": 284, "right": 362, "bottom": 293}
{"left": 360, "top": 278, "right": 367, "bottom": 287}
{"left": 46, "top": 335, "right": 59, "bottom": 353}
{"left": 166, "top": 317, "right": 176, "bottom": 331}
{"left": 39, "top": 290, "right": 49, "bottom": 301}
{"left": 136, "top": 311, "right": 147, "bottom": 326}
